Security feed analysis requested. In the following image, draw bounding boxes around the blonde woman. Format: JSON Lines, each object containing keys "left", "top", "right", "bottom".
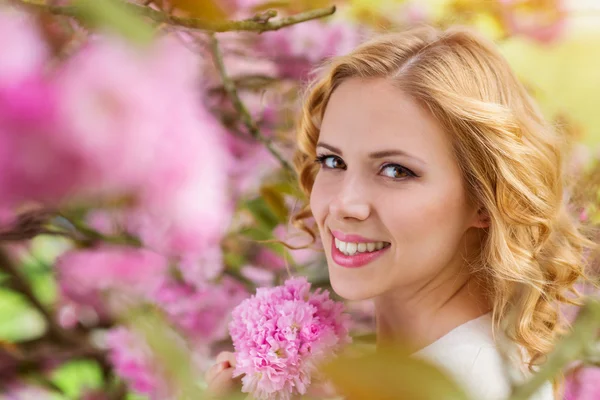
{"left": 206, "top": 25, "right": 590, "bottom": 400}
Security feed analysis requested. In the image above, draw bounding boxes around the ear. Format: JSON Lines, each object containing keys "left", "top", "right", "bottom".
{"left": 472, "top": 207, "right": 490, "bottom": 229}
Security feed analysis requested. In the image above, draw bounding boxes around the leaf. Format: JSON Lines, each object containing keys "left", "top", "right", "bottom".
{"left": 260, "top": 185, "right": 288, "bottom": 223}
{"left": 72, "top": 0, "right": 154, "bottom": 44}
{"left": 321, "top": 344, "right": 470, "bottom": 400}
{"left": 126, "top": 307, "right": 205, "bottom": 398}
{"left": 244, "top": 197, "right": 280, "bottom": 231}
{"left": 50, "top": 360, "right": 103, "bottom": 399}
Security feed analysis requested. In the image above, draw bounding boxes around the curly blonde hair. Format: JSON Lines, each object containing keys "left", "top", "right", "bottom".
{"left": 291, "top": 25, "right": 593, "bottom": 371}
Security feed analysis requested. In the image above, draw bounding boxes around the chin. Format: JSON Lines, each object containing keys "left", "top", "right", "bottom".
{"left": 329, "top": 273, "right": 377, "bottom": 301}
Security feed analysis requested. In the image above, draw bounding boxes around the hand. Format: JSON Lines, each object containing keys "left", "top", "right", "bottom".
{"left": 205, "top": 351, "right": 241, "bottom": 399}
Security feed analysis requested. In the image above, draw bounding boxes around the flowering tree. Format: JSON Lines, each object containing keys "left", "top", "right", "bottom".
{"left": 0, "top": 0, "right": 598, "bottom": 399}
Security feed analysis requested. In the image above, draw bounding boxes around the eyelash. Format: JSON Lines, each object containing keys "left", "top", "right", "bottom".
{"left": 314, "top": 153, "right": 418, "bottom": 180}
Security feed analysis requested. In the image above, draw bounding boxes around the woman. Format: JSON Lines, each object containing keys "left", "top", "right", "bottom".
{"left": 206, "top": 25, "right": 589, "bottom": 399}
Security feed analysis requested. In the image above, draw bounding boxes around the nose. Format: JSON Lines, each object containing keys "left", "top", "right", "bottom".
{"left": 329, "top": 179, "right": 371, "bottom": 222}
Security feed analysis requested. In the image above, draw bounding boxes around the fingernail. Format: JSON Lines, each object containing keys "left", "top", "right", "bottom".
{"left": 221, "top": 361, "right": 231, "bottom": 369}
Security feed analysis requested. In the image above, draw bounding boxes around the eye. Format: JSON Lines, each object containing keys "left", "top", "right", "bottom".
{"left": 315, "top": 154, "right": 346, "bottom": 170}
{"left": 380, "top": 164, "right": 416, "bottom": 180}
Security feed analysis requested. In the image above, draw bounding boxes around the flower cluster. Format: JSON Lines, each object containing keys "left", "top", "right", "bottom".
{"left": 229, "top": 277, "right": 351, "bottom": 400}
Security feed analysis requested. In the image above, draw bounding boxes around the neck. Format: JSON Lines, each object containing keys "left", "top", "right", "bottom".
{"left": 374, "top": 265, "right": 490, "bottom": 352}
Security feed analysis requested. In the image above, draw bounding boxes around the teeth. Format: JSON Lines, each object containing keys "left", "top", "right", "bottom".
{"left": 346, "top": 242, "right": 357, "bottom": 255}
{"left": 334, "top": 238, "right": 388, "bottom": 256}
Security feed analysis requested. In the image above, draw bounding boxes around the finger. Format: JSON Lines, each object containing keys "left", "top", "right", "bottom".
{"left": 207, "top": 367, "right": 238, "bottom": 398}
{"left": 215, "top": 351, "right": 237, "bottom": 367}
{"left": 205, "top": 361, "right": 228, "bottom": 384}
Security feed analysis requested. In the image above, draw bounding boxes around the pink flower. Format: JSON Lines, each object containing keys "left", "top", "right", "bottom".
{"left": 153, "top": 276, "right": 248, "bottom": 343}
{"left": 499, "top": 0, "right": 567, "bottom": 44}
{"left": 564, "top": 366, "right": 600, "bottom": 400}
{"left": 0, "top": 5, "right": 48, "bottom": 84}
{"left": 56, "top": 246, "right": 169, "bottom": 316}
{"left": 1, "top": 27, "right": 233, "bottom": 260}
{"left": 105, "top": 327, "right": 172, "bottom": 398}
{"left": 0, "top": 76, "right": 87, "bottom": 208}
{"left": 257, "top": 20, "right": 363, "bottom": 81}
{"left": 229, "top": 277, "right": 351, "bottom": 400}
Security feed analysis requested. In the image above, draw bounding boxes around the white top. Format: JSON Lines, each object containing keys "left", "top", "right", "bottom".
{"left": 412, "top": 313, "right": 555, "bottom": 400}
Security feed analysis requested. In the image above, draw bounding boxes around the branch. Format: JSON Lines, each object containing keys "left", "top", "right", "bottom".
{"left": 18, "top": 0, "right": 336, "bottom": 33}
{"left": 208, "top": 33, "right": 295, "bottom": 175}
{"left": 0, "top": 247, "right": 78, "bottom": 345}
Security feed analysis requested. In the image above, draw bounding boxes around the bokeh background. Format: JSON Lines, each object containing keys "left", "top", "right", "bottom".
{"left": 1, "top": 0, "right": 599, "bottom": 399}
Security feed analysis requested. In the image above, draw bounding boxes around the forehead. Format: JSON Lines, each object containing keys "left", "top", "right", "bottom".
{"left": 319, "top": 78, "right": 453, "bottom": 160}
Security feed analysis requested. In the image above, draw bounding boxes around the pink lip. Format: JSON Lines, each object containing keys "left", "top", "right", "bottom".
{"left": 331, "top": 230, "right": 386, "bottom": 244}
{"left": 330, "top": 232, "right": 390, "bottom": 269}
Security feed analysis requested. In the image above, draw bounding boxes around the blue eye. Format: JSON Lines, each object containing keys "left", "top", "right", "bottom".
{"left": 315, "top": 154, "right": 346, "bottom": 170}
{"left": 380, "top": 164, "right": 416, "bottom": 179}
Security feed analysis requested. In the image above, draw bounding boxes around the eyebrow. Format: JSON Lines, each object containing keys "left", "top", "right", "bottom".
{"left": 316, "top": 142, "right": 425, "bottom": 165}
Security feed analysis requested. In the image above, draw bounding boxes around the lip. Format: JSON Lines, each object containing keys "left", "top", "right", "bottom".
{"left": 330, "top": 232, "right": 390, "bottom": 269}
{"left": 331, "top": 230, "right": 387, "bottom": 244}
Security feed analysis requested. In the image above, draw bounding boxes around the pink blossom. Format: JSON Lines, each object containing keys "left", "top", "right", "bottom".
{"left": 0, "top": 76, "right": 88, "bottom": 208}
{"left": 0, "top": 5, "right": 48, "bottom": 84}
{"left": 1, "top": 27, "right": 233, "bottom": 259}
{"left": 564, "top": 366, "right": 600, "bottom": 400}
{"left": 499, "top": 0, "right": 567, "bottom": 44}
{"left": 229, "top": 277, "right": 351, "bottom": 400}
{"left": 153, "top": 276, "right": 248, "bottom": 343}
{"left": 1, "top": 383, "right": 55, "bottom": 400}
{"left": 105, "top": 327, "right": 172, "bottom": 398}
{"left": 240, "top": 264, "right": 275, "bottom": 286}
{"left": 53, "top": 36, "right": 171, "bottom": 195}
{"left": 56, "top": 246, "right": 169, "bottom": 315}
{"left": 257, "top": 20, "right": 363, "bottom": 81}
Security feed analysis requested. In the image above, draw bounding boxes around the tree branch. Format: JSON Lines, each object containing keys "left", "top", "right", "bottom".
{"left": 208, "top": 33, "right": 295, "bottom": 175}
{"left": 17, "top": 0, "right": 336, "bottom": 33}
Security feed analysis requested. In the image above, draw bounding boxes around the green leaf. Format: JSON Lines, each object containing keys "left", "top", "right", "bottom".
{"left": 223, "top": 251, "right": 246, "bottom": 270}
{"left": 127, "top": 307, "right": 205, "bottom": 398}
{"left": 260, "top": 185, "right": 289, "bottom": 223}
{"left": 321, "top": 344, "right": 470, "bottom": 400}
{"left": 73, "top": 0, "right": 154, "bottom": 44}
{"left": 0, "top": 288, "right": 45, "bottom": 341}
{"left": 244, "top": 197, "right": 280, "bottom": 231}
{"left": 50, "top": 360, "right": 104, "bottom": 399}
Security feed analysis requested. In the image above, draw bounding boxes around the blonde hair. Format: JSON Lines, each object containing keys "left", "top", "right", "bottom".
{"left": 291, "top": 25, "right": 593, "bottom": 371}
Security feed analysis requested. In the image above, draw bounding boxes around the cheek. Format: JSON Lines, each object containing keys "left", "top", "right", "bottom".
{"left": 309, "top": 174, "right": 331, "bottom": 228}
{"left": 385, "top": 182, "right": 470, "bottom": 244}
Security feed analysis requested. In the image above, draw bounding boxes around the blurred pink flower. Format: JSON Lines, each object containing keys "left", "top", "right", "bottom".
{"left": 53, "top": 37, "right": 167, "bottom": 195}
{"left": 1, "top": 384, "right": 55, "bottom": 400}
{"left": 56, "top": 246, "right": 169, "bottom": 315}
{"left": 105, "top": 327, "right": 172, "bottom": 399}
{"left": 0, "top": 76, "right": 88, "bottom": 208}
{"left": 240, "top": 264, "right": 275, "bottom": 286}
{"left": 0, "top": 5, "right": 48, "bottom": 84}
{"left": 229, "top": 277, "right": 351, "bottom": 400}
{"left": 499, "top": 0, "right": 567, "bottom": 44}
{"left": 564, "top": 366, "right": 600, "bottom": 400}
{"left": 178, "top": 245, "right": 225, "bottom": 287}
{"left": 257, "top": 20, "right": 362, "bottom": 81}
{"left": 153, "top": 276, "right": 248, "bottom": 343}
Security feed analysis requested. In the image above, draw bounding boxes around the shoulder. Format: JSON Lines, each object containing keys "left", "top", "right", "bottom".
{"left": 412, "top": 315, "right": 555, "bottom": 400}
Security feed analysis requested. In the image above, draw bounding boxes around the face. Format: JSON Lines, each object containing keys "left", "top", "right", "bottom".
{"left": 309, "top": 78, "right": 485, "bottom": 301}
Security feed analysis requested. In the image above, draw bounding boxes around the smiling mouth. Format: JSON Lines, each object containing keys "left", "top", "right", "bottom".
{"left": 333, "top": 237, "right": 391, "bottom": 257}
